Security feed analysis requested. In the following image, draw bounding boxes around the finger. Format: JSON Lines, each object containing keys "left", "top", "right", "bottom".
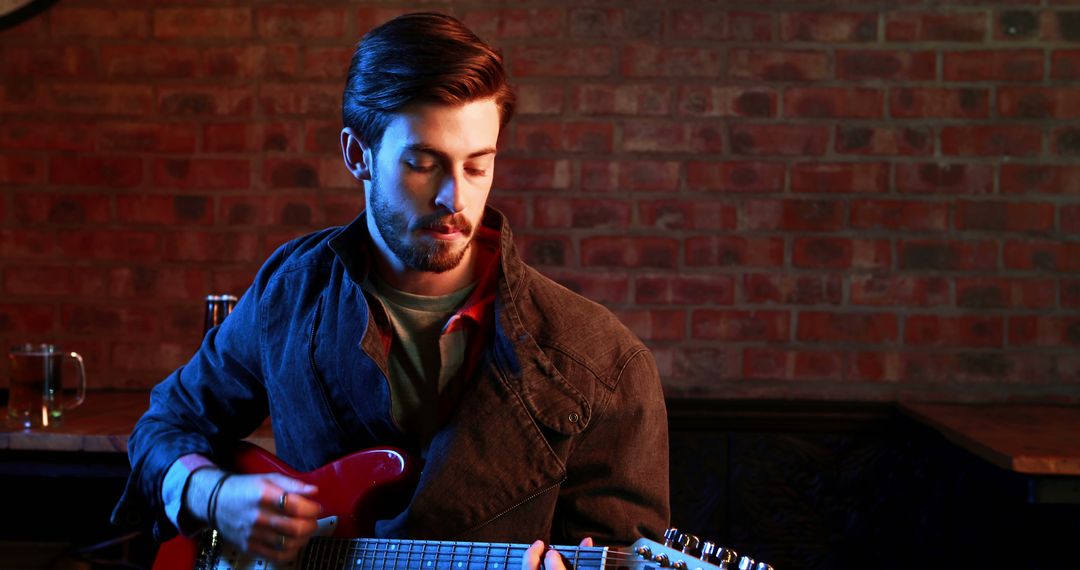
{"left": 264, "top": 473, "right": 318, "bottom": 496}
{"left": 544, "top": 548, "right": 568, "bottom": 570}
{"left": 248, "top": 531, "right": 307, "bottom": 561}
{"left": 578, "top": 537, "right": 594, "bottom": 548}
{"left": 258, "top": 483, "right": 322, "bottom": 518}
{"left": 253, "top": 511, "right": 319, "bottom": 539}
{"left": 520, "top": 540, "right": 545, "bottom": 570}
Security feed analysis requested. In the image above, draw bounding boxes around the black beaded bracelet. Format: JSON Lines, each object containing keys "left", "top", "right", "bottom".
{"left": 207, "top": 472, "right": 233, "bottom": 531}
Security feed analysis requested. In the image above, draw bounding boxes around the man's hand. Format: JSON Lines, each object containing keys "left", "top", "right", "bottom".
{"left": 521, "top": 537, "right": 594, "bottom": 570}
{"left": 189, "top": 470, "right": 321, "bottom": 563}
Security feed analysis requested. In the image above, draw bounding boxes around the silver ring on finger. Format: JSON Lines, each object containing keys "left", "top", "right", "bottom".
{"left": 277, "top": 534, "right": 287, "bottom": 551}
{"left": 278, "top": 492, "right": 288, "bottom": 513}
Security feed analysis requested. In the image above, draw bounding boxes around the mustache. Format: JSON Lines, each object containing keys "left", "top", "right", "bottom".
{"left": 413, "top": 213, "right": 473, "bottom": 235}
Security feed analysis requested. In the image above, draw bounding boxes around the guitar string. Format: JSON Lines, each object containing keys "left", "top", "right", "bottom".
{"left": 305, "top": 540, "right": 644, "bottom": 568}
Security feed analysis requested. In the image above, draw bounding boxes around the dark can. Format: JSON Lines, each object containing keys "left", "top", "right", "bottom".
{"left": 203, "top": 294, "right": 238, "bottom": 335}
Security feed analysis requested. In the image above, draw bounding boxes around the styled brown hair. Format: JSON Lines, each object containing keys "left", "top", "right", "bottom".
{"left": 342, "top": 12, "right": 516, "bottom": 151}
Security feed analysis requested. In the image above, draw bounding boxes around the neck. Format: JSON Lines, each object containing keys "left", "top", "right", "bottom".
{"left": 371, "top": 241, "right": 478, "bottom": 297}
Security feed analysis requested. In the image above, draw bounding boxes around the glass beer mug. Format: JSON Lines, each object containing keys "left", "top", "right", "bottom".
{"left": 7, "top": 344, "right": 86, "bottom": 429}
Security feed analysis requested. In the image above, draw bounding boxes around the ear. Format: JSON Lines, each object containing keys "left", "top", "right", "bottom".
{"left": 341, "top": 127, "right": 373, "bottom": 181}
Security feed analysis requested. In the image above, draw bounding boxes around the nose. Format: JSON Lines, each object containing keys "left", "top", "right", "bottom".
{"left": 434, "top": 171, "right": 467, "bottom": 214}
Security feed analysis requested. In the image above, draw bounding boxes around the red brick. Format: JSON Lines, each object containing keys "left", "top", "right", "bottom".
{"left": 258, "top": 83, "right": 340, "bottom": 116}
{"left": 0, "top": 156, "right": 45, "bottom": 186}
{"left": 101, "top": 45, "right": 197, "bottom": 79}
{"left": 742, "top": 348, "right": 786, "bottom": 380}
{"left": 850, "top": 274, "right": 950, "bottom": 307}
{"left": 14, "top": 193, "right": 110, "bottom": 224}
{"left": 956, "top": 201, "right": 1055, "bottom": 233}
{"left": 165, "top": 232, "right": 261, "bottom": 263}
{"left": 516, "top": 85, "right": 566, "bottom": 116}
{"left": 1001, "top": 164, "right": 1080, "bottom": 194}
{"left": 493, "top": 159, "right": 570, "bottom": 191}
{"left": 1010, "top": 316, "right": 1080, "bottom": 347}
{"left": 158, "top": 87, "right": 254, "bottom": 116}
{"left": 208, "top": 122, "right": 304, "bottom": 154}
{"left": 1064, "top": 205, "right": 1080, "bottom": 235}
{"left": 797, "top": 311, "right": 898, "bottom": 344}
{"left": 689, "top": 124, "right": 726, "bottom": 154}
{"left": 574, "top": 84, "right": 673, "bottom": 116}
{"left": 896, "top": 163, "right": 994, "bottom": 195}
{"left": 544, "top": 270, "right": 630, "bottom": 305}
{"left": 850, "top": 200, "right": 948, "bottom": 232}
{"left": 1, "top": 46, "right": 98, "bottom": 78}
{"left": 742, "top": 348, "right": 845, "bottom": 381}
{"left": 729, "top": 49, "right": 830, "bottom": 81}
{"left": 837, "top": 50, "right": 936, "bottom": 80}
{"left": 687, "top": 161, "right": 785, "bottom": 193}
{"left": 61, "top": 305, "right": 159, "bottom": 337}
{"left": 1052, "top": 50, "right": 1080, "bottom": 80}
{"left": 616, "top": 309, "right": 686, "bottom": 342}
{"left": 746, "top": 199, "right": 844, "bottom": 232}
{"left": 636, "top": 275, "right": 736, "bottom": 305}
{"left": 668, "top": 9, "right": 732, "bottom": 41}
{"left": 730, "top": 125, "right": 828, "bottom": 156}
{"left": 0, "top": 82, "right": 52, "bottom": 114}
{"left": 956, "top": 277, "right": 1055, "bottom": 309}
{"left": 781, "top": 12, "right": 878, "bottom": 42}
{"left": 111, "top": 342, "right": 192, "bottom": 372}
{"left": 852, "top": 240, "right": 893, "bottom": 269}
{"left": 849, "top": 351, "right": 903, "bottom": 382}
{"left": 99, "top": 122, "right": 198, "bottom": 154}
{"left": 890, "top": 87, "right": 990, "bottom": 119}
{"left": 944, "top": 50, "right": 1044, "bottom": 81}
{"left": 784, "top": 87, "right": 882, "bottom": 119}
{"left": 301, "top": 47, "right": 354, "bottom": 81}
{"left": 678, "top": 86, "right": 776, "bottom": 118}
{"left": 692, "top": 310, "right": 790, "bottom": 341}
{"left": 581, "top": 236, "right": 679, "bottom": 269}
{"left": 622, "top": 121, "right": 691, "bottom": 153}
{"left": 996, "top": 10, "right": 1056, "bottom": 41}
{"left": 108, "top": 267, "right": 207, "bottom": 301}
{"left": 0, "top": 230, "right": 53, "bottom": 259}
{"left": 621, "top": 45, "right": 723, "bottom": 78}
{"left": 511, "top": 46, "right": 616, "bottom": 77}
{"left": 744, "top": 273, "right": 843, "bottom": 305}
{"left": 512, "top": 122, "right": 613, "bottom": 154}
{"left": 836, "top": 126, "right": 933, "bottom": 155}
{"left": 941, "top": 126, "right": 1042, "bottom": 157}
{"left": 639, "top": 199, "right": 737, "bottom": 231}
{"left": 790, "top": 163, "right": 885, "bottom": 195}
{"left": 51, "top": 7, "right": 149, "bottom": 38}
{"left": 580, "top": 160, "right": 681, "bottom": 193}
{"left": 155, "top": 158, "right": 250, "bottom": 190}
{"left": 5, "top": 266, "right": 106, "bottom": 297}
{"left": 886, "top": 12, "right": 987, "bottom": 42}
{"left": 321, "top": 192, "right": 365, "bottom": 227}
{"left": 1063, "top": 280, "right": 1080, "bottom": 309}
{"left": 0, "top": 121, "right": 95, "bottom": 152}
{"left": 569, "top": 8, "right": 663, "bottom": 40}
{"left": 486, "top": 198, "right": 524, "bottom": 229}
{"left": 999, "top": 87, "right": 1080, "bottom": 119}
{"left": 793, "top": 238, "right": 853, "bottom": 269}
{"left": 49, "top": 84, "right": 154, "bottom": 116}
{"left": 117, "top": 194, "right": 213, "bottom": 226}
{"left": 262, "top": 158, "right": 320, "bottom": 189}
{"left": 0, "top": 304, "right": 56, "bottom": 335}
{"left": 256, "top": 6, "right": 347, "bottom": 38}
{"left": 1053, "top": 126, "right": 1080, "bottom": 157}
{"left": 209, "top": 268, "right": 260, "bottom": 298}
{"left": 534, "top": 198, "right": 631, "bottom": 229}
{"left": 900, "top": 239, "right": 998, "bottom": 271}
{"left": 200, "top": 46, "right": 300, "bottom": 79}
{"left": 464, "top": 8, "right": 563, "bottom": 39}
{"left": 686, "top": 236, "right": 784, "bottom": 267}
{"left": 154, "top": 8, "right": 253, "bottom": 39}
{"left": 906, "top": 315, "right": 1005, "bottom": 348}
{"left": 57, "top": 230, "right": 160, "bottom": 261}
{"left": 517, "top": 234, "right": 573, "bottom": 267}
{"left": 657, "top": 346, "right": 743, "bottom": 384}
{"left": 1004, "top": 240, "right": 1080, "bottom": 272}
{"left": 49, "top": 157, "right": 143, "bottom": 189}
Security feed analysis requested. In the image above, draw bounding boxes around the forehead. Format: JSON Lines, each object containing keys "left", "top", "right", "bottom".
{"left": 379, "top": 98, "right": 501, "bottom": 158}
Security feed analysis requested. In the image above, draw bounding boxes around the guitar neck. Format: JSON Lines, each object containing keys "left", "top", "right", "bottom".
{"left": 298, "top": 537, "right": 609, "bottom": 570}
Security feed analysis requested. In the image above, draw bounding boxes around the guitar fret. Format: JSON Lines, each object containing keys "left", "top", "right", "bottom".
{"left": 296, "top": 538, "right": 609, "bottom": 570}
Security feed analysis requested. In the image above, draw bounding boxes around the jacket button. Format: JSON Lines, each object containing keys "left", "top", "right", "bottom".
{"left": 568, "top": 412, "right": 580, "bottom": 423}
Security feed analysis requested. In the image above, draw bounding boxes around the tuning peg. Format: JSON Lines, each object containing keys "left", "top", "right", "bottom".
{"left": 752, "top": 563, "right": 774, "bottom": 570}
{"left": 677, "top": 533, "right": 700, "bottom": 554}
{"left": 699, "top": 540, "right": 716, "bottom": 561}
{"left": 737, "top": 556, "right": 756, "bottom": 570}
{"left": 663, "top": 528, "right": 680, "bottom": 548}
{"left": 712, "top": 546, "right": 738, "bottom": 569}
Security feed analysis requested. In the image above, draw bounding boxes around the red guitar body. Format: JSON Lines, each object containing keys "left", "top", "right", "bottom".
{"left": 151, "top": 441, "right": 418, "bottom": 570}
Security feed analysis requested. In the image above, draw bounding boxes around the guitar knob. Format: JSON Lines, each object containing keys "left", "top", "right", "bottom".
{"left": 663, "top": 527, "right": 680, "bottom": 547}
{"left": 678, "top": 533, "right": 700, "bottom": 554}
{"left": 653, "top": 553, "right": 671, "bottom": 567}
{"left": 737, "top": 556, "right": 756, "bottom": 570}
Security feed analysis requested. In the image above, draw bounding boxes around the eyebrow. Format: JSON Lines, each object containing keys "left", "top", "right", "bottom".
{"left": 403, "top": 143, "right": 497, "bottom": 160}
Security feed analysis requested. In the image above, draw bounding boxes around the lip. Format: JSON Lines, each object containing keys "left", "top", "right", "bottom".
{"left": 420, "top": 226, "right": 465, "bottom": 241}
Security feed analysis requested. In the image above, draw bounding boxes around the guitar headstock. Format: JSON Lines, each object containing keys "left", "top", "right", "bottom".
{"left": 623, "top": 528, "right": 774, "bottom": 570}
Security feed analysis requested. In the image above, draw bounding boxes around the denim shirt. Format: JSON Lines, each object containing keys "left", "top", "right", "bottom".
{"left": 112, "top": 207, "right": 670, "bottom": 546}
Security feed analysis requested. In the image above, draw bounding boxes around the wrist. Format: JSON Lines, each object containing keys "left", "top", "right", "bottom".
{"left": 183, "top": 468, "right": 226, "bottom": 524}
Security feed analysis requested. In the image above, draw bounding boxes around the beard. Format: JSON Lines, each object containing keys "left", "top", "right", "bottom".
{"left": 369, "top": 166, "right": 474, "bottom": 273}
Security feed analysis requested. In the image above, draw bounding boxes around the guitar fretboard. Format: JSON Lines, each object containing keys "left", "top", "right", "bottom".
{"left": 295, "top": 537, "right": 608, "bottom": 570}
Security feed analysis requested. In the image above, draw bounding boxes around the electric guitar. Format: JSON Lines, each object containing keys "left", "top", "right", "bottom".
{"left": 153, "top": 442, "right": 772, "bottom": 570}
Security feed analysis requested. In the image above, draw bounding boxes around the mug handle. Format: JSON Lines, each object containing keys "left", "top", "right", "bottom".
{"left": 65, "top": 351, "right": 87, "bottom": 410}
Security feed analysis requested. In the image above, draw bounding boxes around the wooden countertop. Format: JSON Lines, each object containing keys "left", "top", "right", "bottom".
{"left": 0, "top": 391, "right": 274, "bottom": 453}
{"left": 900, "top": 402, "right": 1080, "bottom": 476}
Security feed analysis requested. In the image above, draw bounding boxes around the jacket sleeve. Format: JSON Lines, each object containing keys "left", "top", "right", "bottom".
{"left": 553, "top": 347, "right": 671, "bottom": 546}
{"left": 111, "top": 245, "right": 290, "bottom": 541}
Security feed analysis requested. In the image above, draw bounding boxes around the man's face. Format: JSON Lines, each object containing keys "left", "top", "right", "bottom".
{"left": 364, "top": 99, "right": 500, "bottom": 274}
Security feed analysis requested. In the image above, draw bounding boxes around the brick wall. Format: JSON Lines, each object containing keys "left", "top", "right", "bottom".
{"left": 1, "top": 1, "right": 1078, "bottom": 401}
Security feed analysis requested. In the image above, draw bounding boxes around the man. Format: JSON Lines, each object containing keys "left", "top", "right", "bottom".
{"left": 113, "top": 12, "right": 669, "bottom": 569}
